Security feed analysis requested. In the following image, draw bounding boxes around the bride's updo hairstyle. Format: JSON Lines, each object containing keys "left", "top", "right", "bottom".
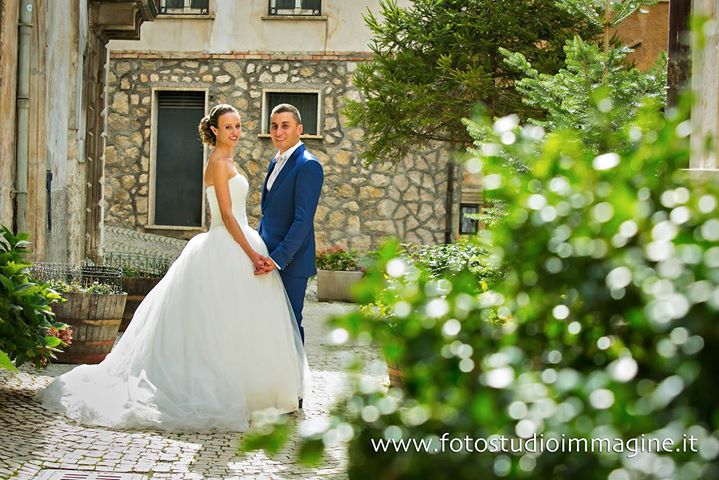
{"left": 198, "top": 104, "right": 239, "bottom": 146}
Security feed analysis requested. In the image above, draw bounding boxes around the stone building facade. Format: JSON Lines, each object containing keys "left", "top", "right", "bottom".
{"left": 105, "top": 52, "right": 453, "bottom": 250}
{"left": 103, "top": 1, "right": 681, "bottom": 254}
{"left": 103, "top": 0, "right": 460, "bottom": 253}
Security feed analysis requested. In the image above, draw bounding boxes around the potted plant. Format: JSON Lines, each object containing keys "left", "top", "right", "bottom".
{"left": 103, "top": 253, "right": 171, "bottom": 331}
{"left": 316, "top": 245, "right": 364, "bottom": 302}
{"left": 42, "top": 266, "right": 127, "bottom": 364}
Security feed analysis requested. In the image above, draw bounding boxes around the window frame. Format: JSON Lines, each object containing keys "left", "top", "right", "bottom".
{"left": 259, "top": 88, "right": 323, "bottom": 139}
{"left": 147, "top": 87, "right": 209, "bottom": 232}
{"left": 158, "top": 0, "right": 210, "bottom": 16}
{"left": 459, "top": 203, "right": 480, "bottom": 235}
{"left": 267, "top": 0, "right": 322, "bottom": 17}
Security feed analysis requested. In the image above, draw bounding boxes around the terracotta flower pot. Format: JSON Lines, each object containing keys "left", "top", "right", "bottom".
{"left": 316, "top": 270, "right": 363, "bottom": 302}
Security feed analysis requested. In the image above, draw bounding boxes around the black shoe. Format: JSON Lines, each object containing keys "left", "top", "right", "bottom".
{"left": 298, "top": 398, "right": 303, "bottom": 409}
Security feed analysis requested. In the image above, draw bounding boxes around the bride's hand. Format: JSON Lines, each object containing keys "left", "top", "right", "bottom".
{"left": 248, "top": 251, "right": 264, "bottom": 267}
{"left": 249, "top": 252, "right": 274, "bottom": 274}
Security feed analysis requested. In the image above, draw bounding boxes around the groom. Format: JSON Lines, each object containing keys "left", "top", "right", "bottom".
{"left": 256, "top": 103, "right": 324, "bottom": 348}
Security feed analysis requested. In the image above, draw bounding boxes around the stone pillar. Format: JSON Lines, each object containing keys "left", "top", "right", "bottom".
{"left": 690, "top": 0, "right": 719, "bottom": 179}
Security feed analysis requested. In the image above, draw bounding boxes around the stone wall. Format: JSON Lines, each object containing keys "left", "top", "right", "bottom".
{"left": 104, "top": 52, "right": 455, "bottom": 251}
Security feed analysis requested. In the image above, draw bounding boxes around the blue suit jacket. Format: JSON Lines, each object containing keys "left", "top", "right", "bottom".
{"left": 258, "top": 144, "right": 324, "bottom": 278}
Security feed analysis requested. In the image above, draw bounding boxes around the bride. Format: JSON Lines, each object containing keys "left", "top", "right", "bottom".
{"left": 38, "top": 104, "right": 310, "bottom": 432}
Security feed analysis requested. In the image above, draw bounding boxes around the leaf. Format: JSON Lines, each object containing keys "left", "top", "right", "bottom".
{"left": 240, "top": 422, "right": 291, "bottom": 455}
{"left": 13, "top": 283, "right": 38, "bottom": 297}
{"left": 15, "top": 240, "right": 31, "bottom": 250}
{"left": 44, "top": 336, "right": 61, "bottom": 348}
{"left": 0, "top": 349, "right": 17, "bottom": 371}
{"left": 0, "top": 274, "right": 13, "bottom": 292}
{"left": 297, "top": 438, "right": 325, "bottom": 467}
{"left": 0, "top": 235, "right": 10, "bottom": 252}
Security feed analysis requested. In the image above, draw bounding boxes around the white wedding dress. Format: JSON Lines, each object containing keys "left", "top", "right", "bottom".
{"left": 38, "top": 174, "right": 310, "bottom": 432}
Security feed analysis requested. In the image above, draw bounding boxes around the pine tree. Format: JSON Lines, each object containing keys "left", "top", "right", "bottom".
{"left": 344, "top": 0, "right": 601, "bottom": 164}
{"left": 501, "top": 0, "right": 667, "bottom": 152}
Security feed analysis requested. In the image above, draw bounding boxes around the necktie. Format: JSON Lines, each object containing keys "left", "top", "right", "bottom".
{"left": 267, "top": 154, "right": 286, "bottom": 191}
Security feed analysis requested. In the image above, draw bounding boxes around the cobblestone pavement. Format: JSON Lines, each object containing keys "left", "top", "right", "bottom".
{"left": 0, "top": 300, "right": 388, "bottom": 480}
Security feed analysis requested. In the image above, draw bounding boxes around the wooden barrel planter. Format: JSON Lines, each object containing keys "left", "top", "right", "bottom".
{"left": 119, "top": 277, "right": 161, "bottom": 331}
{"left": 53, "top": 292, "right": 127, "bottom": 364}
{"left": 317, "top": 270, "right": 363, "bottom": 302}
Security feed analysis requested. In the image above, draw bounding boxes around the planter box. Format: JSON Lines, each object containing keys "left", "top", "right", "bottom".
{"left": 316, "top": 270, "right": 363, "bottom": 302}
{"left": 52, "top": 292, "right": 127, "bottom": 364}
{"left": 120, "top": 276, "right": 162, "bottom": 331}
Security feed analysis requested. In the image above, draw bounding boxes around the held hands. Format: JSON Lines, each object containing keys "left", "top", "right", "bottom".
{"left": 251, "top": 252, "right": 276, "bottom": 276}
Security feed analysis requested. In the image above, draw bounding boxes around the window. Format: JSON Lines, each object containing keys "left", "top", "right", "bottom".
{"left": 459, "top": 204, "right": 480, "bottom": 235}
{"left": 152, "top": 91, "right": 206, "bottom": 228}
{"left": 160, "top": 0, "right": 209, "bottom": 15}
{"left": 263, "top": 91, "right": 320, "bottom": 136}
{"left": 268, "top": 0, "right": 321, "bottom": 16}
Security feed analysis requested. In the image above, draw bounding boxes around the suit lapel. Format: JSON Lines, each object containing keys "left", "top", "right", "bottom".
{"left": 264, "top": 145, "right": 304, "bottom": 207}
{"left": 261, "top": 158, "right": 276, "bottom": 211}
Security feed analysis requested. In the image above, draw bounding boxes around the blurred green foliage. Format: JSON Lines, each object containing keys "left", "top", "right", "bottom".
{"left": 243, "top": 96, "right": 719, "bottom": 478}
{"left": 403, "top": 241, "right": 499, "bottom": 281}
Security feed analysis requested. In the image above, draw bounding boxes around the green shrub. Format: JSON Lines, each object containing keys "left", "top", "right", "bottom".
{"left": 46, "top": 279, "right": 120, "bottom": 295}
{"left": 0, "top": 226, "right": 69, "bottom": 369}
{"left": 404, "top": 241, "right": 499, "bottom": 282}
{"left": 359, "top": 241, "right": 500, "bottom": 328}
{"left": 316, "top": 246, "right": 361, "bottom": 271}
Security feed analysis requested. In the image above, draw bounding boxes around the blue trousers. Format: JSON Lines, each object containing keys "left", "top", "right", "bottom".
{"left": 279, "top": 273, "right": 309, "bottom": 343}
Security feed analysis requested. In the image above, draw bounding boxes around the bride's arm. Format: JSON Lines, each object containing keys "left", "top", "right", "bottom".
{"left": 210, "top": 164, "right": 266, "bottom": 266}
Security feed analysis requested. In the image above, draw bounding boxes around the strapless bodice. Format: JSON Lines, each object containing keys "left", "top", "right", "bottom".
{"left": 206, "top": 174, "right": 249, "bottom": 228}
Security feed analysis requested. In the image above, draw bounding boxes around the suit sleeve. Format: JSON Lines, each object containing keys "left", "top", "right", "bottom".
{"left": 269, "top": 160, "right": 324, "bottom": 270}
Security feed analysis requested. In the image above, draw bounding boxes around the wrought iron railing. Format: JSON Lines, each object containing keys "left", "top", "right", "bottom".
{"left": 159, "top": 0, "right": 209, "bottom": 15}
{"left": 268, "top": 0, "right": 321, "bottom": 16}
{"left": 32, "top": 262, "right": 125, "bottom": 294}
{"left": 102, "top": 252, "right": 172, "bottom": 278}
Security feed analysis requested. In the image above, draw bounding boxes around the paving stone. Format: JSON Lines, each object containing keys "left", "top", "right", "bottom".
{"left": 0, "top": 301, "right": 387, "bottom": 479}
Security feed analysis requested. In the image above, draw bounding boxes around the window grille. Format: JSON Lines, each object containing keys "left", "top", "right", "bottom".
{"left": 265, "top": 92, "right": 320, "bottom": 136}
{"left": 159, "top": 0, "right": 209, "bottom": 15}
{"left": 459, "top": 204, "right": 480, "bottom": 235}
{"left": 268, "top": 0, "right": 321, "bottom": 16}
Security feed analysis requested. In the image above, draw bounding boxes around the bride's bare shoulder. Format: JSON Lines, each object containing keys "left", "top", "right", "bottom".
{"left": 204, "top": 156, "right": 234, "bottom": 185}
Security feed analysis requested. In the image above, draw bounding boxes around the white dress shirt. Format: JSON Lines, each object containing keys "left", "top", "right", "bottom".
{"left": 267, "top": 141, "right": 303, "bottom": 191}
{"left": 265, "top": 140, "right": 303, "bottom": 271}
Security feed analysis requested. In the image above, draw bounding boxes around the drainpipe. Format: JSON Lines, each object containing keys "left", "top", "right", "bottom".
{"left": 15, "top": 0, "right": 33, "bottom": 233}
{"left": 444, "top": 161, "right": 455, "bottom": 244}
